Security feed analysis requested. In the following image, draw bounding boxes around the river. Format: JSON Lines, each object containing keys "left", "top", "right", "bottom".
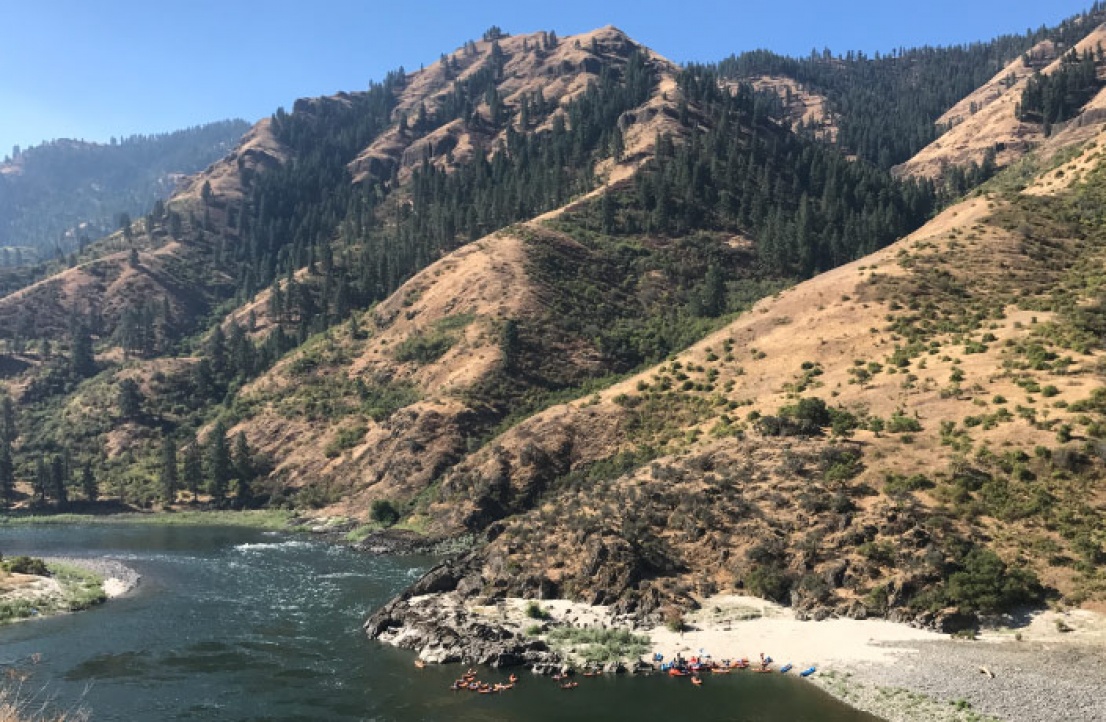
{"left": 0, "top": 524, "right": 880, "bottom": 721}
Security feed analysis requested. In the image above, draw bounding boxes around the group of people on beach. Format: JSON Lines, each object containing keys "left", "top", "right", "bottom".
{"left": 657, "top": 649, "right": 772, "bottom": 673}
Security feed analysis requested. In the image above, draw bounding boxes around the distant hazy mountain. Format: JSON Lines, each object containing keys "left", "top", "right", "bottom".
{"left": 0, "top": 119, "right": 250, "bottom": 262}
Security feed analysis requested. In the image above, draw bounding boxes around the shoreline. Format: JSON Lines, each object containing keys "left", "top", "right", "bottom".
{"left": 372, "top": 587, "right": 1106, "bottom": 722}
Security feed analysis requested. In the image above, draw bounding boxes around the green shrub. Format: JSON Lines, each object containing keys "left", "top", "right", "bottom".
{"left": 884, "top": 473, "right": 934, "bottom": 496}
{"left": 393, "top": 330, "right": 456, "bottom": 364}
{"left": 744, "top": 565, "right": 792, "bottom": 603}
{"left": 3, "top": 556, "right": 49, "bottom": 576}
{"left": 525, "top": 601, "right": 551, "bottom": 620}
{"left": 779, "top": 397, "right": 831, "bottom": 426}
{"left": 547, "top": 626, "right": 651, "bottom": 663}
{"left": 324, "top": 420, "right": 368, "bottom": 457}
{"left": 943, "top": 548, "right": 1044, "bottom": 614}
{"left": 858, "top": 541, "right": 897, "bottom": 566}
{"left": 888, "top": 413, "right": 922, "bottom": 433}
{"left": 370, "top": 499, "right": 401, "bottom": 527}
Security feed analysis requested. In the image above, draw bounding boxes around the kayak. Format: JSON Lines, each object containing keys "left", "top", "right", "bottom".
{"left": 780, "top": 664, "right": 793, "bottom": 674}
{"left": 668, "top": 668, "right": 689, "bottom": 677}
{"left": 800, "top": 666, "right": 816, "bottom": 678}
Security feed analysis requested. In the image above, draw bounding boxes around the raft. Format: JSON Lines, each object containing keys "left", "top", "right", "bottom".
{"left": 799, "top": 666, "right": 816, "bottom": 678}
{"left": 691, "top": 676, "right": 703, "bottom": 686}
{"left": 780, "top": 664, "right": 793, "bottom": 674}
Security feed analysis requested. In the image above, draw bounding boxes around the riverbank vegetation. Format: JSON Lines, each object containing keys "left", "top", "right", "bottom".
{"left": 0, "top": 509, "right": 294, "bottom": 530}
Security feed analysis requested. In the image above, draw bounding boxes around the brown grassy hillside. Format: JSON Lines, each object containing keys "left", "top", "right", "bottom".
{"left": 422, "top": 145, "right": 1106, "bottom": 619}
{"left": 897, "top": 25, "right": 1106, "bottom": 179}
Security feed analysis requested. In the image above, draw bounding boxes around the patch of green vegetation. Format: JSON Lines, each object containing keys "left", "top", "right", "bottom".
{"left": 884, "top": 473, "right": 934, "bottom": 497}
{"left": 546, "top": 626, "right": 650, "bottom": 663}
{"left": 324, "top": 419, "right": 368, "bottom": 458}
{"left": 370, "top": 499, "right": 401, "bottom": 527}
{"left": 887, "top": 412, "right": 922, "bottom": 433}
{"left": 911, "top": 547, "right": 1044, "bottom": 615}
{"left": 49, "top": 562, "right": 108, "bottom": 611}
{"left": 393, "top": 330, "right": 457, "bottom": 365}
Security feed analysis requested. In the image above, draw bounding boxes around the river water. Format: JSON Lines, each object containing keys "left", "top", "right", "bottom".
{"left": 0, "top": 525, "right": 880, "bottom": 721}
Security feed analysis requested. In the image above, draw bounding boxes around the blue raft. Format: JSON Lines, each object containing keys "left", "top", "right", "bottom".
{"left": 799, "top": 666, "right": 816, "bottom": 678}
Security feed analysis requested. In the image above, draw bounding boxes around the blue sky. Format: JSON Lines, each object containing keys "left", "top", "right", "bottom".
{"left": 0, "top": 0, "right": 1094, "bottom": 154}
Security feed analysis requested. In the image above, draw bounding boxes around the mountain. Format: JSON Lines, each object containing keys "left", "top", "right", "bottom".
{"left": 4, "top": 11, "right": 1106, "bottom": 631}
{"left": 0, "top": 120, "right": 250, "bottom": 262}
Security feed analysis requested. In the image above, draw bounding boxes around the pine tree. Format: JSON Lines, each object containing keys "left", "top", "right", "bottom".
{"left": 700, "top": 265, "right": 727, "bottom": 317}
{"left": 206, "top": 325, "right": 227, "bottom": 379}
{"left": 500, "top": 319, "right": 521, "bottom": 373}
{"left": 50, "top": 454, "right": 67, "bottom": 508}
{"left": 182, "top": 440, "right": 203, "bottom": 498}
{"left": 0, "top": 393, "right": 15, "bottom": 443}
{"left": 69, "top": 319, "right": 96, "bottom": 378}
{"left": 232, "top": 432, "right": 254, "bottom": 507}
{"left": 159, "top": 435, "right": 178, "bottom": 504}
{"left": 117, "top": 378, "right": 144, "bottom": 418}
{"left": 0, "top": 442, "right": 14, "bottom": 509}
{"left": 33, "top": 457, "right": 49, "bottom": 504}
{"left": 206, "top": 421, "right": 232, "bottom": 505}
{"left": 81, "top": 461, "right": 98, "bottom": 503}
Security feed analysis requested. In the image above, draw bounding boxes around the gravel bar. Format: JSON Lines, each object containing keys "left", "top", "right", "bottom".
{"left": 816, "top": 637, "right": 1106, "bottom": 722}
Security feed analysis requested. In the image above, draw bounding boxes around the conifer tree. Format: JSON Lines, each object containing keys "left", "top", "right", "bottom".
{"left": 81, "top": 461, "right": 98, "bottom": 503}
{"left": 0, "top": 394, "right": 15, "bottom": 443}
{"left": 69, "top": 319, "right": 96, "bottom": 379}
{"left": 33, "top": 457, "right": 49, "bottom": 504}
{"left": 0, "top": 442, "right": 13, "bottom": 509}
{"left": 182, "top": 440, "right": 203, "bottom": 498}
{"left": 50, "top": 454, "right": 67, "bottom": 507}
{"left": 206, "top": 421, "right": 232, "bottom": 505}
{"left": 160, "top": 435, "right": 179, "bottom": 503}
{"left": 118, "top": 378, "right": 143, "bottom": 418}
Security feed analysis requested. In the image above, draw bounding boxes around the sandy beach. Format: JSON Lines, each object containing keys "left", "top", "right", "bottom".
{"left": 469, "top": 594, "right": 1106, "bottom": 722}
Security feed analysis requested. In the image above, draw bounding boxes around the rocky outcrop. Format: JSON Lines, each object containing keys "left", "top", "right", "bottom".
{"left": 364, "top": 554, "right": 567, "bottom": 670}
{"left": 365, "top": 590, "right": 563, "bottom": 670}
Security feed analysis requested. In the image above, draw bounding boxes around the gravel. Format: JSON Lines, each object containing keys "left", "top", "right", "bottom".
{"left": 816, "top": 638, "right": 1106, "bottom": 722}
